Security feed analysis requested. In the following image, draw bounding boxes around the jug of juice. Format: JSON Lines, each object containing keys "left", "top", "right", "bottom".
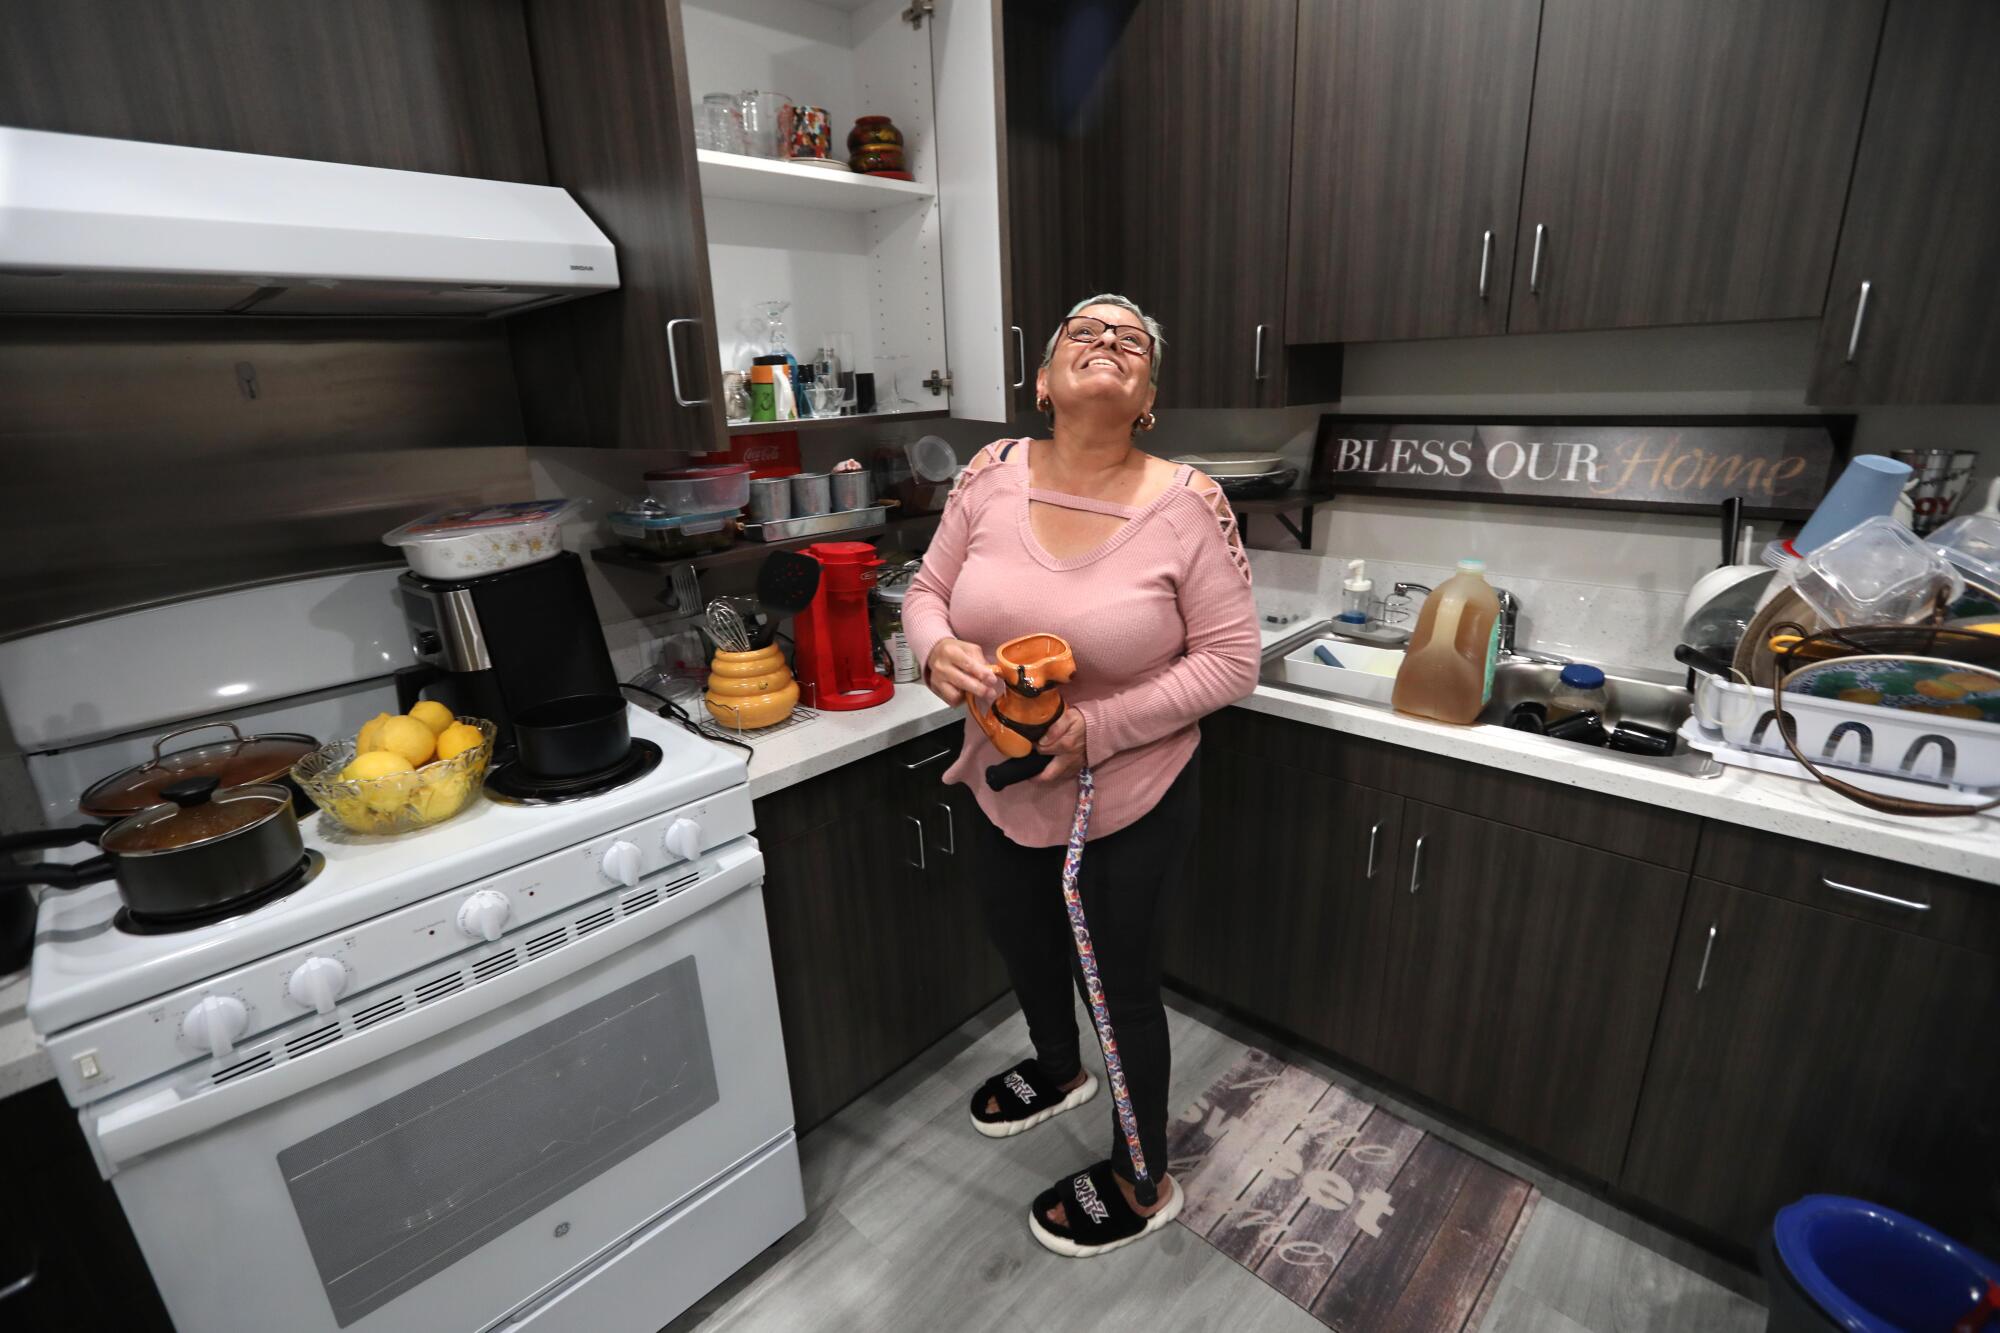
{"left": 1391, "top": 558, "right": 1502, "bottom": 724}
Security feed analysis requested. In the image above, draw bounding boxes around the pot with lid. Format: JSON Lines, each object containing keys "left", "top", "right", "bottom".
{"left": 77, "top": 719, "right": 320, "bottom": 821}
{"left": 1, "top": 776, "right": 307, "bottom": 922}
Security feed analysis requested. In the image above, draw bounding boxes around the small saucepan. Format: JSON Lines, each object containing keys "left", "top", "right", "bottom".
{"left": 512, "top": 695, "right": 631, "bottom": 779}
{"left": 0, "top": 776, "right": 305, "bottom": 920}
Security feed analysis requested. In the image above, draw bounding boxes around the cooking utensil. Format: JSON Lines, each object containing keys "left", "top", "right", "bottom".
{"left": 512, "top": 695, "right": 630, "bottom": 779}
{"left": 712, "top": 595, "right": 775, "bottom": 648}
{"left": 707, "top": 600, "right": 751, "bottom": 652}
{"left": 77, "top": 719, "right": 320, "bottom": 820}
{"left": 757, "top": 550, "right": 822, "bottom": 618}
{"left": 2, "top": 777, "right": 306, "bottom": 919}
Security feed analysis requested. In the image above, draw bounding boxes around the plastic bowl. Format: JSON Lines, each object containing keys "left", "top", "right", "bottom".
{"left": 644, "top": 465, "right": 753, "bottom": 515}
{"left": 292, "top": 718, "right": 496, "bottom": 835}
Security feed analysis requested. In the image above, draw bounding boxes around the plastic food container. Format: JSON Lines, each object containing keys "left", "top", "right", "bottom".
{"left": 645, "top": 464, "right": 753, "bottom": 515}
{"left": 382, "top": 500, "right": 580, "bottom": 579}
{"left": 1929, "top": 510, "right": 2000, "bottom": 594}
{"left": 1791, "top": 516, "right": 1964, "bottom": 627}
{"left": 607, "top": 506, "right": 740, "bottom": 558}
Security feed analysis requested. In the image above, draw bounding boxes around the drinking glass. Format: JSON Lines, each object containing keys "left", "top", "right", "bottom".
{"left": 737, "top": 91, "right": 787, "bottom": 159}
{"left": 702, "top": 93, "right": 746, "bottom": 155}
{"left": 808, "top": 382, "right": 843, "bottom": 417}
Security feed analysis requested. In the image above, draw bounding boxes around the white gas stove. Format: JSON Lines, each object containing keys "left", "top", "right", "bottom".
{"left": 4, "top": 571, "right": 804, "bottom": 1333}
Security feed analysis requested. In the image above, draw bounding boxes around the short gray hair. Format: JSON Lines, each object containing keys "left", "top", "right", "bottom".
{"left": 1041, "top": 293, "right": 1166, "bottom": 387}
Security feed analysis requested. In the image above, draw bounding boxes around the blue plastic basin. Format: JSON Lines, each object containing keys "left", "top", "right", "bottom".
{"left": 1772, "top": 1195, "right": 2000, "bottom": 1332}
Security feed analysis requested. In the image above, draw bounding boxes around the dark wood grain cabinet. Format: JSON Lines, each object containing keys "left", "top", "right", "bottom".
{"left": 1377, "top": 802, "right": 1687, "bottom": 1183}
{"left": 1621, "top": 877, "right": 2000, "bottom": 1252}
{"left": 1807, "top": 0, "right": 2000, "bottom": 405}
{"left": 1285, "top": 0, "right": 1541, "bottom": 345}
{"left": 1508, "top": 0, "right": 1885, "bottom": 335}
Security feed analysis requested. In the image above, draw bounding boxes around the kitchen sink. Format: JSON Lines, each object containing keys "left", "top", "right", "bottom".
{"left": 1478, "top": 661, "right": 1693, "bottom": 736}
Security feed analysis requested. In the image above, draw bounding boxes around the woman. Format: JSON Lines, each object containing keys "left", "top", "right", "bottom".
{"left": 902, "top": 294, "right": 1261, "bottom": 1257}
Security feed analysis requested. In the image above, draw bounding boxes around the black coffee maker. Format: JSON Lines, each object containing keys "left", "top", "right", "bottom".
{"left": 395, "top": 552, "right": 617, "bottom": 749}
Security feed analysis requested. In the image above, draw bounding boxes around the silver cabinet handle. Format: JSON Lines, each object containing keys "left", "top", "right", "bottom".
{"left": 903, "top": 747, "right": 953, "bottom": 771}
{"left": 1821, "top": 875, "right": 1928, "bottom": 912}
{"left": 1528, "top": 224, "right": 1546, "bottom": 294}
{"left": 664, "top": 317, "right": 708, "bottom": 407}
{"left": 1253, "top": 324, "right": 1268, "bottom": 381}
{"left": 905, "top": 814, "right": 925, "bottom": 870}
{"left": 1010, "top": 325, "right": 1026, "bottom": 389}
{"left": 1696, "top": 924, "right": 1717, "bottom": 992}
{"left": 1365, "top": 822, "right": 1381, "bottom": 879}
{"left": 1408, "top": 836, "right": 1424, "bottom": 894}
{"left": 936, "top": 801, "right": 955, "bottom": 855}
{"left": 1478, "top": 229, "right": 1493, "bottom": 301}
{"left": 1845, "top": 281, "right": 1871, "bottom": 363}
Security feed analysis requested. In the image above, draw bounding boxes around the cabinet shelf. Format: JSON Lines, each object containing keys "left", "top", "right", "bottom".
{"left": 590, "top": 509, "right": 941, "bottom": 578}
{"left": 695, "top": 150, "right": 932, "bottom": 212}
{"left": 1227, "top": 488, "right": 1337, "bottom": 549}
{"left": 728, "top": 408, "right": 947, "bottom": 437}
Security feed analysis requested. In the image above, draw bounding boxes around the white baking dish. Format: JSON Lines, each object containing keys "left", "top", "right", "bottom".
{"left": 382, "top": 499, "right": 581, "bottom": 579}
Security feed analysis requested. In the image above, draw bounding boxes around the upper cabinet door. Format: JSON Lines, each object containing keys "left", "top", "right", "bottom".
{"left": 516, "top": 0, "right": 725, "bottom": 452}
{"left": 932, "top": 0, "right": 1013, "bottom": 424}
{"left": 1510, "top": 0, "right": 1884, "bottom": 335}
{"left": 1084, "top": 0, "right": 1300, "bottom": 409}
{"left": 1808, "top": 1, "right": 2000, "bottom": 405}
{"left": 1286, "top": 0, "right": 1540, "bottom": 345}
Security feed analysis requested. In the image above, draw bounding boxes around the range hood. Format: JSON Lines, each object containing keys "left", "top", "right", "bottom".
{"left": 0, "top": 129, "right": 618, "bottom": 317}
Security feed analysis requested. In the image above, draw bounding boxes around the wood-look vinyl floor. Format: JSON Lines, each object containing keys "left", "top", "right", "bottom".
{"left": 661, "top": 993, "right": 1767, "bottom": 1333}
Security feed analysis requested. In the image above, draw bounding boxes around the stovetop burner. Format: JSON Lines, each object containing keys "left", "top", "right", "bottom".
{"left": 114, "top": 850, "right": 325, "bottom": 936}
{"left": 483, "top": 739, "right": 664, "bottom": 806}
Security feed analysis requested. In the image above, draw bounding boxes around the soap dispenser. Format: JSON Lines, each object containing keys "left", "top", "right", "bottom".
{"left": 1338, "top": 559, "right": 1373, "bottom": 627}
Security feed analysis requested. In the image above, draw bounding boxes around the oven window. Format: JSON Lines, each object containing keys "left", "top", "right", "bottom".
{"left": 277, "top": 955, "right": 720, "bottom": 1327}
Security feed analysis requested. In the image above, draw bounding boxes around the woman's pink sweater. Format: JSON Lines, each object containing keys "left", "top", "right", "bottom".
{"left": 902, "top": 440, "right": 1261, "bottom": 847}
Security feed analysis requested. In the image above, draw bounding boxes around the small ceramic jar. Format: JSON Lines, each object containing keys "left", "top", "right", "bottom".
{"left": 847, "top": 115, "right": 906, "bottom": 174}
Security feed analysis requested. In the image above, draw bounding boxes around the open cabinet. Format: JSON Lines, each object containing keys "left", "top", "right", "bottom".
{"left": 517, "top": 0, "right": 1015, "bottom": 449}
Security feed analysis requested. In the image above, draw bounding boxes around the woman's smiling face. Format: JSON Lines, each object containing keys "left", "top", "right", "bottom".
{"left": 1040, "top": 302, "right": 1157, "bottom": 427}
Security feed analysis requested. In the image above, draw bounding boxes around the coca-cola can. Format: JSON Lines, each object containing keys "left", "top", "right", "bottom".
{"left": 1890, "top": 449, "right": 1977, "bottom": 535}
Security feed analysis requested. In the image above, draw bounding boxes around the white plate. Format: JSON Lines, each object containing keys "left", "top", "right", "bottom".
{"left": 1170, "top": 451, "right": 1287, "bottom": 477}
{"left": 788, "top": 157, "right": 852, "bottom": 172}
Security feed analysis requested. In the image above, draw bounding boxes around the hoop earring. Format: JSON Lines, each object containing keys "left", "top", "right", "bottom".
{"left": 1137, "top": 412, "right": 1157, "bottom": 432}
{"left": 1037, "top": 395, "right": 1052, "bottom": 415}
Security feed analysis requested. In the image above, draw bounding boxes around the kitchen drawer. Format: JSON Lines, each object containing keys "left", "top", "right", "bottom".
{"left": 1211, "top": 707, "right": 1699, "bottom": 870}
{"left": 1695, "top": 822, "right": 2000, "bottom": 955}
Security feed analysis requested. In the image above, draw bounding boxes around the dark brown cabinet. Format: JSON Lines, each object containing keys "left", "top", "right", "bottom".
{"left": 1001, "top": 1, "right": 1076, "bottom": 421}
{"left": 1377, "top": 802, "right": 1688, "bottom": 1181}
{"left": 1285, "top": 0, "right": 1541, "bottom": 345}
{"left": 755, "top": 727, "right": 1007, "bottom": 1132}
{"left": 513, "top": 0, "right": 727, "bottom": 454}
{"left": 1064, "top": 0, "right": 1315, "bottom": 408}
{"left": 1167, "top": 740, "right": 1402, "bottom": 1070}
{"left": 1808, "top": 0, "right": 2000, "bottom": 405}
{"left": 1508, "top": 0, "right": 1884, "bottom": 335}
{"left": 1621, "top": 877, "right": 2000, "bottom": 1252}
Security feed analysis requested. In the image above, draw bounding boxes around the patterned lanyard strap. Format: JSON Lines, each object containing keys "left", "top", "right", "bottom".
{"left": 1060, "top": 766, "right": 1156, "bottom": 1206}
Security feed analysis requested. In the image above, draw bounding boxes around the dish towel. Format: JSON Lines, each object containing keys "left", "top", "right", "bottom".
{"left": 1060, "top": 766, "right": 1156, "bottom": 1206}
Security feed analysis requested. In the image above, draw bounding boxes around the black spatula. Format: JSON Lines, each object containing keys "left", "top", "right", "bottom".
{"left": 757, "top": 550, "right": 821, "bottom": 619}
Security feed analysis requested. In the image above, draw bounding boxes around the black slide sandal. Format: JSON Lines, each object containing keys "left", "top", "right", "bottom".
{"left": 968, "top": 1059, "right": 1098, "bottom": 1139}
{"left": 1028, "top": 1161, "right": 1182, "bottom": 1258}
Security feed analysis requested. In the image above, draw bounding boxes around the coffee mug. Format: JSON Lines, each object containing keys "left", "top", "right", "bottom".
{"left": 783, "top": 105, "right": 832, "bottom": 160}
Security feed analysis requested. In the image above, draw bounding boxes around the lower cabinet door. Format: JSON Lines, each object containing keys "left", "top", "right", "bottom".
{"left": 1621, "top": 878, "right": 2000, "bottom": 1251}
{"left": 1169, "top": 746, "right": 1402, "bottom": 1070}
{"left": 1379, "top": 802, "right": 1686, "bottom": 1182}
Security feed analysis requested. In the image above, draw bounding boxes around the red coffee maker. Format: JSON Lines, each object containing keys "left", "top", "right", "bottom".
{"left": 792, "top": 542, "right": 895, "bottom": 710}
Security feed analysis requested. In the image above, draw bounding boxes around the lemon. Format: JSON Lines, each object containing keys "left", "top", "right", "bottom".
{"left": 356, "top": 711, "right": 395, "bottom": 754}
{"left": 376, "top": 715, "right": 436, "bottom": 766}
{"left": 341, "top": 750, "right": 414, "bottom": 783}
{"left": 435, "top": 721, "right": 485, "bottom": 762}
{"left": 409, "top": 699, "right": 455, "bottom": 735}
{"left": 412, "top": 770, "right": 472, "bottom": 822}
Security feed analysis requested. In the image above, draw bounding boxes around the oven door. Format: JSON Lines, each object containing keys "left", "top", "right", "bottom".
{"left": 92, "top": 840, "right": 795, "bottom": 1333}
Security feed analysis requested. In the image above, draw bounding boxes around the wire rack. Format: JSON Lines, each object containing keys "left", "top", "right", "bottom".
{"left": 697, "top": 702, "right": 822, "bottom": 746}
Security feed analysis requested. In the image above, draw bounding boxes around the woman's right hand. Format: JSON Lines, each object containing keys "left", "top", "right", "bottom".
{"left": 925, "top": 638, "right": 1000, "bottom": 707}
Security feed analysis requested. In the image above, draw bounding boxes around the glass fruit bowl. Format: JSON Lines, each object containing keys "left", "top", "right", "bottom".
{"left": 292, "top": 718, "right": 496, "bottom": 835}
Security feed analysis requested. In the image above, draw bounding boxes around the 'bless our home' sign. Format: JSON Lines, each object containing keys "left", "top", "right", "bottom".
{"left": 1310, "top": 415, "right": 1851, "bottom": 518}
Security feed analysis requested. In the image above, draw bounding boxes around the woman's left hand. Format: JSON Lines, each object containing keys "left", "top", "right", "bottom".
{"left": 1033, "top": 708, "right": 1087, "bottom": 783}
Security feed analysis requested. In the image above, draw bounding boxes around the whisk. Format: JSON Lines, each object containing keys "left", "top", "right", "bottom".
{"left": 706, "top": 600, "right": 751, "bottom": 652}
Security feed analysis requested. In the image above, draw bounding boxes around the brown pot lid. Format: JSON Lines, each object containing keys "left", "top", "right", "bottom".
{"left": 100, "top": 778, "right": 291, "bottom": 855}
{"left": 78, "top": 720, "right": 317, "bottom": 819}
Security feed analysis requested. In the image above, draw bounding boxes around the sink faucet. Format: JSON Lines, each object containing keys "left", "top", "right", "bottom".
{"left": 1494, "top": 589, "right": 1571, "bottom": 666}
{"left": 1390, "top": 581, "right": 1431, "bottom": 599}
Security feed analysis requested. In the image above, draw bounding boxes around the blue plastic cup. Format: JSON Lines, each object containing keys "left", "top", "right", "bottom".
{"left": 1793, "top": 454, "right": 1913, "bottom": 555}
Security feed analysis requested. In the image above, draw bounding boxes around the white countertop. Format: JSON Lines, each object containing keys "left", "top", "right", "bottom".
{"left": 0, "top": 967, "right": 52, "bottom": 1099}
{"left": 743, "top": 685, "right": 960, "bottom": 801}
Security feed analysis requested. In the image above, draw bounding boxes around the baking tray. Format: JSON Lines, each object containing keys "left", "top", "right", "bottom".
{"left": 740, "top": 502, "right": 891, "bottom": 543}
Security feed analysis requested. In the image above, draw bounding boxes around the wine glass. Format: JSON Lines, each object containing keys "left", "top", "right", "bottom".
{"left": 750, "top": 300, "right": 791, "bottom": 356}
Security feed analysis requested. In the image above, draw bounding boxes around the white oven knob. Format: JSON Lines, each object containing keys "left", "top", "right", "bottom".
{"left": 287, "top": 956, "right": 348, "bottom": 1015}
{"left": 662, "top": 818, "right": 703, "bottom": 863}
{"left": 457, "top": 889, "right": 512, "bottom": 943}
{"left": 183, "top": 995, "right": 250, "bottom": 1060}
{"left": 600, "top": 840, "right": 644, "bottom": 888}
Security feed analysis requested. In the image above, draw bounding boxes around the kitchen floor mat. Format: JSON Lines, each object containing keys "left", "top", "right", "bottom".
{"left": 1168, "top": 1046, "right": 1538, "bottom": 1333}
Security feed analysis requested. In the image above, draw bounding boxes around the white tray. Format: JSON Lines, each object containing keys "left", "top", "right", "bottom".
{"left": 1269, "top": 637, "right": 1406, "bottom": 706}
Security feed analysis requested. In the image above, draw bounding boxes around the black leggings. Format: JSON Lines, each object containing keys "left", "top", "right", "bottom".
{"left": 969, "top": 756, "right": 1199, "bottom": 1188}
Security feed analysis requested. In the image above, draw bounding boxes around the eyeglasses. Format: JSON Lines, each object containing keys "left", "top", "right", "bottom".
{"left": 1061, "top": 315, "right": 1154, "bottom": 358}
